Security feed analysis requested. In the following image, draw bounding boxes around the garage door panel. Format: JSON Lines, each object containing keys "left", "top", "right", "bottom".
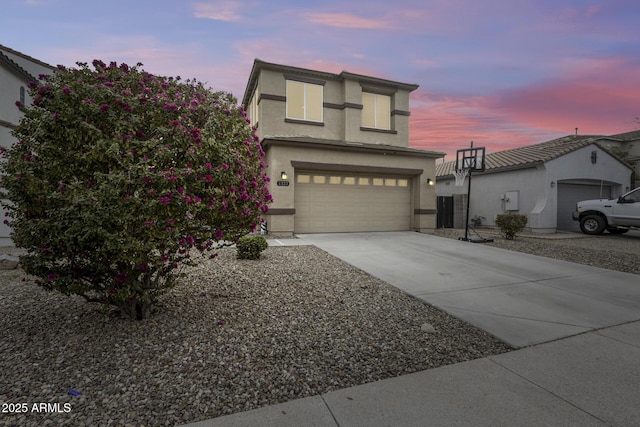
{"left": 295, "top": 172, "right": 411, "bottom": 233}
{"left": 557, "top": 183, "right": 611, "bottom": 231}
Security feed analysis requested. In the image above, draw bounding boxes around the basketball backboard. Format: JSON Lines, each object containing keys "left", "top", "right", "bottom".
{"left": 455, "top": 145, "right": 486, "bottom": 172}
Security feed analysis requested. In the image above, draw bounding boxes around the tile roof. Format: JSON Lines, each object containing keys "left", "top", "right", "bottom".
{"left": 0, "top": 44, "right": 55, "bottom": 82}
{"left": 0, "top": 50, "right": 35, "bottom": 82}
{"left": 602, "top": 129, "right": 640, "bottom": 142}
{"left": 436, "top": 134, "right": 604, "bottom": 177}
{"left": 0, "top": 44, "right": 55, "bottom": 71}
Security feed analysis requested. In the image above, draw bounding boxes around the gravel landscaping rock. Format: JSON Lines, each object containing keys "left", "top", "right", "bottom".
{"left": 432, "top": 228, "right": 640, "bottom": 275}
{"left": 2, "top": 229, "right": 636, "bottom": 427}
{"left": 0, "top": 245, "right": 509, "bottom": 427}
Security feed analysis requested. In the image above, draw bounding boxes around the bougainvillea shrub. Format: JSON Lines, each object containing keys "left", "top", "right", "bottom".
{"left": 1, "top": 60, "right": 271, "bottom": 319}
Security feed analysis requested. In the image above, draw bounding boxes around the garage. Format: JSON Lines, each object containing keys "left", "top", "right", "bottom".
{"left": 294, "top": 171, "right": 412, "bottom": 233}
{"left": 557, "top": 183, "right": 611, "bottom": 231}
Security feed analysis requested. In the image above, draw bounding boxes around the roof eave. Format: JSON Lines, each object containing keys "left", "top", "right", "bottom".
{"left": 262, "top": 137, "right": 444, "bottom": 159}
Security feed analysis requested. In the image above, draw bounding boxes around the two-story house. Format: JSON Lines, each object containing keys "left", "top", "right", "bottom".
{"left": 242, "top": 59, "right": 443, "bottom": 236}
{"left": 0, "top": 45, "right": 55, "bottom": 245}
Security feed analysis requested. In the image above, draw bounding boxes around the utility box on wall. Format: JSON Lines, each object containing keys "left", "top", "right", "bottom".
{"left": 504, "top": 191, "right": 519, "bottom": 211}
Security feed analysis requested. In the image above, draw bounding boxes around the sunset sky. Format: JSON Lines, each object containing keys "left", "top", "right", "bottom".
{"left": 2, "top": 0, "right": 639, "bottom": 159}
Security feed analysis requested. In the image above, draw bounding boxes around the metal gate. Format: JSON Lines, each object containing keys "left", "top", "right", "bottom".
{"left": 437, "top": 196, "right": 454, "bottom": 228}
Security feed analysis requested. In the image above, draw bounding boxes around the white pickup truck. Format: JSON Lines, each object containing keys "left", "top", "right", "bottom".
{"left": 572, "top": 187, "right": 640, "bottom": 235}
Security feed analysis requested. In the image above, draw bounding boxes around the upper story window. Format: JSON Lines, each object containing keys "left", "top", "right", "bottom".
{"left": 20, "top": 86, "right": 26, "bottom": 106}
{"left": 248, "top": 91, "right": 259, "bottom": 127}
{"left": 362, "top": 92, "right": 390, "bottom": 130}
{"left": 286, "top": 80, "right": 323, "bottom": 122}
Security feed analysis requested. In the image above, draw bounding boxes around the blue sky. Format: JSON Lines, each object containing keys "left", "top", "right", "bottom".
{"left": 2, "top": 0, "right": 639, "bottom": 158}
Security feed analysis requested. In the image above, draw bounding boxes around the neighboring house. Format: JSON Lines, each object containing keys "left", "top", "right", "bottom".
{"left": 595, "top": 130, "right": 640, "bottom": 189}
{"left": 242, "top": 59, "right": 443, "bottom": 236}
{"left": 0, "top": 45, "right": 55, "bottom": 245}
{"left": 435, "top": 134, "right": 634, "bottom": 233}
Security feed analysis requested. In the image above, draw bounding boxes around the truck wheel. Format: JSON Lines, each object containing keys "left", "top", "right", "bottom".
{"left": 580, "top": 215, "right": 606, "bottom": 235}
{"left": 606, "top": 228, "right": 629, "bottom": 235}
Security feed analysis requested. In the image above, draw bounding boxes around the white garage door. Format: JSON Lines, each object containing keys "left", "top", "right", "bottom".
{"left": 294, "top": 172, "right": 411, "bottom": 233}
{"left": 557, "top": 183, "right": 611, "bottom": 231}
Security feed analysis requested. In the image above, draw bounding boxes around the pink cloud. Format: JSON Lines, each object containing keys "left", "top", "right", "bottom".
{"left": 490, "top": 57, "right": 640, "bottom": 135}
{"left": 46, "top": 36, "right": 253, "bottom": 99}
{"left": 410, "top": 56, "right": 640, "bottom": 159}
{"left": 555, "top": 3, "right": 604, "bottom": 21}
{"left": 303, "top": 12, "right": 392, "bottom": 29}
{"left": 192, "top": 1, "right": 242, "bottom": 21}
{"left": 408, "top": 92, "right": 546, "bottom": 159}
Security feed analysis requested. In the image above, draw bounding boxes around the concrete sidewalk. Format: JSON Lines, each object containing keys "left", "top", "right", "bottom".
{"left": 181, "top": 232, "right": 640, "bottom": 426}
{"left": 182, "top": 320, "right": 640, "bottom": 426}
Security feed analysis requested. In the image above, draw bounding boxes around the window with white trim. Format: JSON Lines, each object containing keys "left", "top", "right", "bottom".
{"left": 362, "top": 92, "right": 390, "bottom": 130}
{"left": 248, "top": 91, "right": 258, "bottom": 126}
{"left": 286, "top": 80, "right": 323, "bottom": 122}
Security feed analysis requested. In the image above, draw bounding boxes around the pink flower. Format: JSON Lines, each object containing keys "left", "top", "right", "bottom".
{"left": 159, "top": 192, "right": 172, "bottom": 205}
{"left": 100, "top": 104, "right": 110, "bottom": 111}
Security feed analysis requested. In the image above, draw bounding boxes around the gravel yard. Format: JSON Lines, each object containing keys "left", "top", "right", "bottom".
{"left": 1, "top": 229, "right": 637, "bottom": 427}
{"left": 1, "top": 244, "right": 509, "bottom": 427}
{"left": 432, "top": 228, "right": 640, "bottom": 275}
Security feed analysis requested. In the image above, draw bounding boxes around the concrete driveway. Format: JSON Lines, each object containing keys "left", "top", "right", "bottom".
{"left": 298, "top": 231, "right": 640, "bottom": 348}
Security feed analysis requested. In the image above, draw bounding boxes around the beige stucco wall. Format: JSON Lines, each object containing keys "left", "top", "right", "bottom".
{"left": 252, "top": 69, "right": 413, "bottom": 148}
{"left": 263, "top": 143, "right": 437, "bottom": 235}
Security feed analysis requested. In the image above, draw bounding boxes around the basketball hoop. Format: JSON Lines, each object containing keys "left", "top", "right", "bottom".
{"left": 453, "top": 169, "right": 468, "bottom": 186}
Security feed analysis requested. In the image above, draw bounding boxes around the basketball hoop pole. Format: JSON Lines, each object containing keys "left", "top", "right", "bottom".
{"left": 464, "top": 164, "right": 473, "bottom": 242}
{"left": 455, "top": 141, "right": 491, "bottom": 243}
{"left": 463, "top": 143, "right": 473, "bottom": 241}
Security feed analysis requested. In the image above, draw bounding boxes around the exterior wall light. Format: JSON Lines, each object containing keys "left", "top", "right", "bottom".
{"left": 280, "top": 171, "right": 288, "bottom": 180}
{"left": 427, "top": 178, "right": 434, "bottom": 186}
{"left": 550, "top": 181, "right": 555, "bottom": 187}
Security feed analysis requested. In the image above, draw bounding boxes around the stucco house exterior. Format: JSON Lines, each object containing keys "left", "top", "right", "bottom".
{"left": 0, "top": 45, "right": 55, "bottom": 245}
{"left": 595, "top": 130, "right": 640, "bottom": 189}
{"left": 242, "top": 59, "right": 443, "bottom": 236}
{"left": 435, "top": 134, "right": 635, "bottom": 233}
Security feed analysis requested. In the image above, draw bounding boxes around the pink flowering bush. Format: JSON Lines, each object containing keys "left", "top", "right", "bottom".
{"left": 1, "top": 60, "right": 272, "bottom": 319}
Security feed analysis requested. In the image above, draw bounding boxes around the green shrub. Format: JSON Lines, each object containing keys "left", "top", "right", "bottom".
{"left": 236, "top": 235, "right": 268, "bottom": 260}
{"left": 495, "top": 213, "right": 528, "bottom": 240}
{"left": 0, "top": 60, "right": 272, "bottom": 319}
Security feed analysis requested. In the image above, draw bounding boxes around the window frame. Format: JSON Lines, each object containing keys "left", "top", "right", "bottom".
{"left": 286, "top": 80, "right": 324, "bottom": 123}
{"left": 361, "top": 92, "right": 391, "bottom": 130}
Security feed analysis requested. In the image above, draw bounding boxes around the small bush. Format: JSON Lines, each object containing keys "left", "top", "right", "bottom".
{"left": 236, "top": 235, "right": 268, "bottom": 260}
{"left": 495, "top": 213, "right": 528, "bottom": 240}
